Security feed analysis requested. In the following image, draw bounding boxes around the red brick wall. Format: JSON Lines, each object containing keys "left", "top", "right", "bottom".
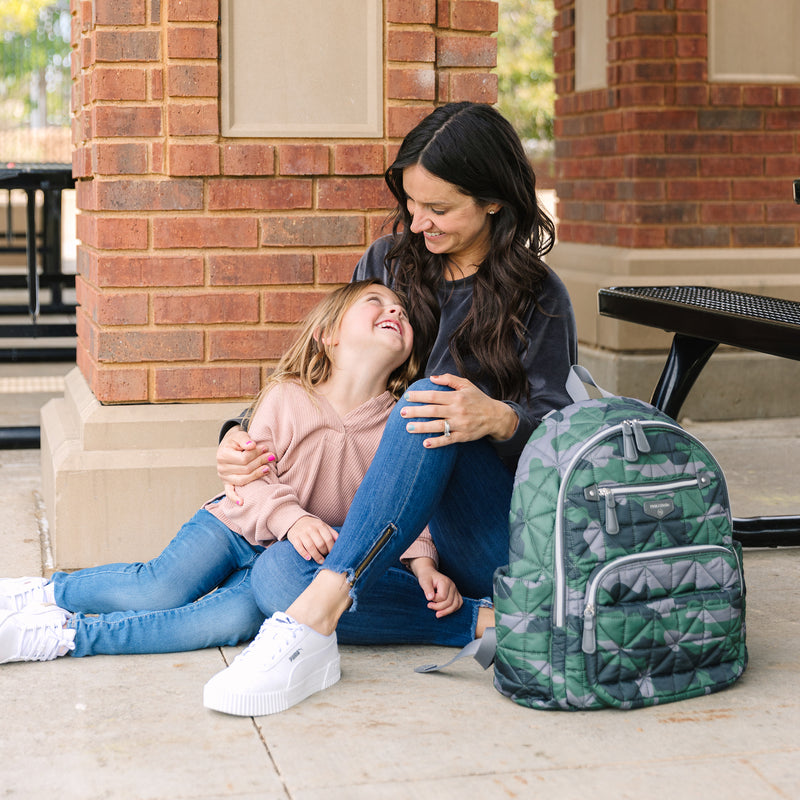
{"left": 70, "top": 0, "right": 498, "bottom": 403}
{"left": 553, "top": 0, "right": 800, "bottom": 249}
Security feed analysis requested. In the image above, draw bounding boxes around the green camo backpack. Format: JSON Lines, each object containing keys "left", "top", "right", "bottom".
{"left": 418, "top": 366, "right": 747, "bottom": 710}
{"left": 493, "top": 366, "right": 747, "bottom": 709}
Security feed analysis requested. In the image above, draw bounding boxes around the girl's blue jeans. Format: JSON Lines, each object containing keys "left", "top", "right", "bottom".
{"left": 251, "top": 379, "right": 514, "bottom": 647}
{"left": 50, "top": 509, "right": 265, "bottom": 657}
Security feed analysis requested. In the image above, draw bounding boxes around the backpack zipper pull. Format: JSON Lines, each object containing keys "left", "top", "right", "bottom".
{"left": 621, "top": 421, "right": 638, "bottom": 461}
{"left": 631, "top": 420, "right": 650, "bottom": 453}
{"left": 582, "top": 604, "right": 596, "bottom": 654}
{"left": 599, "top": 488, "right": 619, "bottom": 535}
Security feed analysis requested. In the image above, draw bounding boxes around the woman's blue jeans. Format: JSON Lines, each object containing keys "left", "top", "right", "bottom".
{"left": 251, "top": 379, "right": 514, "bottom": 647}
{"left": 50, "top": 510, "right": 265, "bottom": 657}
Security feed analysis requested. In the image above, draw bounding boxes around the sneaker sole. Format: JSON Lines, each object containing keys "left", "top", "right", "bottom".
{"left": 203, "top": 657, "right": 341, "bottom": 716}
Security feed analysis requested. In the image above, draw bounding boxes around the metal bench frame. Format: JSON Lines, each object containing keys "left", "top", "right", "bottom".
{"left": 0, "top": 164, "right": 76, "bottom": 449}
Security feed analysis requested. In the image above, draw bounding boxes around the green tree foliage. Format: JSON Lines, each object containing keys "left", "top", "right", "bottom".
{"left": 0, "top": 0, "right": 55, "bottom": 35}
{"left": 496, "top": 0, "right": 555, "bottom": 143}
{"left": 0, "top": 0, "right": 71, "bottom": 126}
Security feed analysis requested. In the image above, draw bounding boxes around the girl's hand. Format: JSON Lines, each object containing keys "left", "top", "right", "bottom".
{"left": 400, "top": 374, "right": 518, "bottom": 449}
{"left": 287, "top": 516, "right": 339, "bottom": 564}
{"left": 409, "top": 558, "right": 463, "bottom": 618}
{"left": 217, "top": 426, "right": 276, "bottom": 505}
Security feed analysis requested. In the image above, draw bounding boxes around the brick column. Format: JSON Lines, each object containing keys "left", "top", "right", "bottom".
{"left": 548, "top": 0, "right": 800, "bottom": 420}
{"left": 43, "top": 0, "right": 499, "bottom": 570}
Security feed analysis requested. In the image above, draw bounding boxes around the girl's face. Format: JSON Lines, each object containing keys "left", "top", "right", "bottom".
{"left": 332, "top": 285, "right": 414, "bottom": 372}
{"left": 403, "top": 163, "right": 498, "bottom": 279}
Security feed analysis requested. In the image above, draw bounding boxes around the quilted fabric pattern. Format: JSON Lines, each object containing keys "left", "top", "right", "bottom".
{"left": 494, "top": 394, "right": 748, "bottom": 710}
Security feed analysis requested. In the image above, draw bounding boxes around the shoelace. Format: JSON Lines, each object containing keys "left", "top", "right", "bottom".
{"left": 234, "top": 613, "right": 302, "bottom": 667}
{"left": 19, "top": 612, "right": 71, "bottom": 661}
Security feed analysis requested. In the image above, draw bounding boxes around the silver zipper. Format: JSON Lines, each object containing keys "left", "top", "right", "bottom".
{"left": 585, "top": 475, "right": 711, "bottom": 536}
{"left": 553, "top": 424, "right": 627, "bottom": 627}
{"left": 585, "top": 476, "right": 707, "bottom": 501}
{"left": 553, "top": 418, "right": 727, "bottom": 629}
{"left": 581, "top": 544, "right": 743, "bottom": 654}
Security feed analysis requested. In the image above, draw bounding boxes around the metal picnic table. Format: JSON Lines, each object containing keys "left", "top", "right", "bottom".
{"left": 598, "top": 284, "right": 800, "bottom": 547}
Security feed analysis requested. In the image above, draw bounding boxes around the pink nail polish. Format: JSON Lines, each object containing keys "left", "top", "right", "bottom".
{"left": 267, "top": 454, "right": 276, "bottom": 462}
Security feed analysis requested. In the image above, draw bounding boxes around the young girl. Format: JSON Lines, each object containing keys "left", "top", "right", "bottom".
{"left": 0, "top": 281, "right": 460, "bottom": 673}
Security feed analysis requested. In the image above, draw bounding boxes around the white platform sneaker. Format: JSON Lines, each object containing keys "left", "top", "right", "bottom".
{"left": 0, "top": 604, "right": 75, "bottom": 663}
{"left": 0, "top": 577, "right": 49, "bottom": 611}
{"left": 203, "top": 612, "right": 340, "bottom": 716}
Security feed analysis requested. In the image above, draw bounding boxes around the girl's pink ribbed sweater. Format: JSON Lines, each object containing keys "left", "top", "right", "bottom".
{"left": 205, "top": 381, "right": 436, "bottom": 563}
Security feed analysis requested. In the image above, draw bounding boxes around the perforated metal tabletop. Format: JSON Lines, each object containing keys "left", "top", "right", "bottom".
{"left": 599, "top": 285, "right": 800, "bottom": 362}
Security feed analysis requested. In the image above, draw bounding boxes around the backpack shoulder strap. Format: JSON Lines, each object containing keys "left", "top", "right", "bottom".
{"left": 566, "top": 364, "right": 615, "bottom": 403}
{"left": 414, "top": 627, "right": 497, "bottom": 674}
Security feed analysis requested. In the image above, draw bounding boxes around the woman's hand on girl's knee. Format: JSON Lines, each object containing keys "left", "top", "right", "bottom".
{"left": 401, "top": 373, "right": 517, "bottom": 447}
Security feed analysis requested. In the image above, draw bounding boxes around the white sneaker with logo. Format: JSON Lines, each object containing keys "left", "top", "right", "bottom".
{"left": 0, "top": 577, "right": 49, "bottom": 611}
{"left": 203, "top": 612, "right": 340, "bottom": 716}
{"left": 0, "top": 604, "right": 75, "bottom": 663}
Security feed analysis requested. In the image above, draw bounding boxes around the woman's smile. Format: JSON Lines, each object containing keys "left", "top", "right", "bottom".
{"left": 403, "top": 164, "right": 496, "bottom": 278}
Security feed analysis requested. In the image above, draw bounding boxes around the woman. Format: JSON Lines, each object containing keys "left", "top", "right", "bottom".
{"left": 207, "top": 102, "right": 577, "bottom": 716}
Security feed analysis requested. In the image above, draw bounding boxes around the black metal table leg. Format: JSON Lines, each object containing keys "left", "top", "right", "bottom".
{"left": 650, "top": 333, "right": 719, "bottom": 419}
{"left": 42, "top": 185, "right": 64, "bottom": 307}
{"left": 24, "top": 187, "right": 39, "bottom": 320}
{"left": 4, "top": 189, "right": 12, "bottom": 246}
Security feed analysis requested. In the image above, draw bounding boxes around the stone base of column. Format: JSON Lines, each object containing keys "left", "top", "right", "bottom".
{"left": 577, "top": 344, "right": 800, "bottom": 421}
{"left": 40, "top": 368, "right": 245, "bottom": 571}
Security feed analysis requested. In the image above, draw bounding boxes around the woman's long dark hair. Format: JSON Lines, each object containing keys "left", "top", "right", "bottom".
{"left": 384, "top": 102, "right": 555, "bottom": 403}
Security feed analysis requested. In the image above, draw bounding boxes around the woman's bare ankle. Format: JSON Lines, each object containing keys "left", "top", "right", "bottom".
{"left": 474, "top": 606, "right": 494, "bottom": 639}
{"left": 286, "top": 569, "right": 352, "bottom": 636}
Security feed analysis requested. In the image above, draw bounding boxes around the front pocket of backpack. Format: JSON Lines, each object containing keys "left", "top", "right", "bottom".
{"left": 581, "top": 545, "right": 746, "bottom": 708}
{"left": 582, "top": 473, "right": 720, "bottom": 541}
{"left": 493, "top": 569, "right": 559, "bottom": 708}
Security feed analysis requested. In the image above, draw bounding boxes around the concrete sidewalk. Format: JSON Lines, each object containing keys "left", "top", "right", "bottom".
{"left": 1, "top": 376, "right": 799, "bottom": 799}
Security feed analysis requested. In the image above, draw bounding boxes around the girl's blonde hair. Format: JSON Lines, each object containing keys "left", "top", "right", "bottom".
{"left": 244, "top": 280, "right": 419, "bottom": 424}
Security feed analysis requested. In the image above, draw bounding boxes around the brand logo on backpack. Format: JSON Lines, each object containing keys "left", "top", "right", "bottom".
{"left": 643, "top": 498, "right": 674, "bottom": 519}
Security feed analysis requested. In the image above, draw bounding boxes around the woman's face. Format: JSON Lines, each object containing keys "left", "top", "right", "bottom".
{"left": 402, "top": 164, "right": 497, "bottom": 279}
